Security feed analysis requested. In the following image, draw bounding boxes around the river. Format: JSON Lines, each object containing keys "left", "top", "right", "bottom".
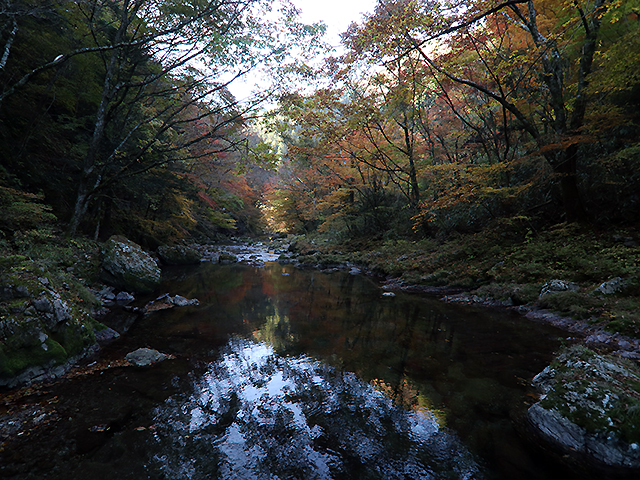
{"left": 0, "top": 260, "right": 613, "bottom": 479}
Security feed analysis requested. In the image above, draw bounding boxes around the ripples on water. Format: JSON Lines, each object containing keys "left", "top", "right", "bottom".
{"left": 152, "top": 337, "right": 481, "bottom": 480}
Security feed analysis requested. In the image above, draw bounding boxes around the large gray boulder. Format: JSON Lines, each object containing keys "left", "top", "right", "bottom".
{"left": 101, "top": 236, "right": 161, "bottom": 294}
{"left": 528, "top": 345, "right": 640, "bottom": 469}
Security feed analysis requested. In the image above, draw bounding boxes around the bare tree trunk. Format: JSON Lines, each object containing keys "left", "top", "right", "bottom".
{"left": 67, "top": 3, "right": 129, "bottom": 236}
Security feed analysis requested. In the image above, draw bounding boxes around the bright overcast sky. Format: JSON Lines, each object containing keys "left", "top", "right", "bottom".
{"left": 293, "top": 0, "right": 377, "bottom": 48}
{"left": 229, "top": 0, "right": 377, "bottom": 101}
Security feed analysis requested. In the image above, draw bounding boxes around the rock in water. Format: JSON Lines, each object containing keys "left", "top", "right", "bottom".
{"left": 125, "top": 348, "right": 168, "bottom": 367}
{"left": 157, "top": 244, "right": 202, "bottom": 265}
{"left": 528, "top": 345, "right": 640, "bottom": 469}
{"left": 170, "top": 295, "right": 199, "bottom": 307}
{"left": 101, "top": 236, "right": 161, "bottom": 293}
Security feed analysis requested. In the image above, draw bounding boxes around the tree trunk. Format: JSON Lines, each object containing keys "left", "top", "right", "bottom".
{"left": 68, "top": 186, "right": 89, "bottom": 237}
{"left": 67, "top": 3, "right": 131, "bottom": 236}
{"left": 556, "top": 145, "right": 588, "bottom": 222}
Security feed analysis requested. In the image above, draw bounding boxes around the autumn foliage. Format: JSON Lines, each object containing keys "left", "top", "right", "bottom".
{"left": 263, "top": 0, "right": 640, "bottom": 238}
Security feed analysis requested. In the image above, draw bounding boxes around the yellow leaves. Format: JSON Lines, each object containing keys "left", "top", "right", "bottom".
{"left": 170, "top": 191, "right": 197, "bottom": 230}
{"left": 606, "top": 0, "right": 640, "bottom": 23}
{"left": 207, "top": 210, "right": 237, "bottom": 230}
{"left": 537, "top": 134, "right": 595, "bottom": 154}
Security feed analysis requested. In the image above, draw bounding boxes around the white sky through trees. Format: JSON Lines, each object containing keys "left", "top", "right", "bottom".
{"left": 229, "top": 0, "right": 376, "bottom": 101}
{"left": 294, "top": 0, "right": 376, "bottom": 48}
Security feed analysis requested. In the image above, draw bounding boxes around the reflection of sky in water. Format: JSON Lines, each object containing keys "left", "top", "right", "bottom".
{"left": 153, "top": 338, "right": 482, "bottom": 479}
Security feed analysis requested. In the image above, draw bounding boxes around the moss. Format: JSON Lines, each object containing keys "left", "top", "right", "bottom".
{"left": 0, "top": 255, "right": 28, "bottom": 271}
{"left": 52, "top": 320, "right": 93, "bottom": 357}
{"left": 219, "top": 253, "right": 238, "bottom": 263}
{"left": 0, "top": 337, "right": 67, "bottom": 377}
{"left": 538, "top": 346, "right": 640, "bottom": 444}
{"left": 605, "top": 312, "right": 640, "bottom": 337}
{"left": 537, "top": 291, "right": 602, "bottom": 319}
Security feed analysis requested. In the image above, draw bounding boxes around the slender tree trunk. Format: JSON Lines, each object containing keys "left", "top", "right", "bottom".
{"left": 68, "top": 188, "right": 89, "bottom": 237}
{"left": 555, "top": 146, "right": 587, "bottom": 222}
{"left": 401, "top": 113, "right": 420, "bottom": 206}
{"left": 67, "top": 4, "right": 130, "bottom": 236}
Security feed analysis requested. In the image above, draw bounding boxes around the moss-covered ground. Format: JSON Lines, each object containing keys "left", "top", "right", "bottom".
{"left": 0, "top": 228, "right": 105, "bottom": 381}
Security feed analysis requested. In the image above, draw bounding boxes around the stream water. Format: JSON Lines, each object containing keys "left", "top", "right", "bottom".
{"left": 0, "top": 261, "right": 612, "bottom": 479}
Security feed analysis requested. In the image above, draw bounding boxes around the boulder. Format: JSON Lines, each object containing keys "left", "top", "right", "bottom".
{"left": 539, "top": 279, "right": 579, "bottom": 299}
{"left": 595, "top": 277, "right": 625, "bottom": 295}
{"left": 125, "top": 347, "right": 169, "bottom": 367}
{"left": 101, "top": 236, "right": 161, "bottom": 294}
{"left": 115, "top": 291, "right": 135, "bottom": 305}
{"left": 157, "top": 244, "right": 202, "bottom": 265}
{"left": 528, "top": 345, "right": 640, "bottom": 469}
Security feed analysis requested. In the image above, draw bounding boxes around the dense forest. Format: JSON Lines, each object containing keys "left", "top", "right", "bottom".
{"left": 0, "top": 0, "right": 325, "bottom": 245}
{"left": 2, "top": 2, "right": 640, "bottom": 471}
{"left": 1, "top": 0, "right": 639, "bottom": 334}
{"left": 263, "top": 0, "right": 640, "bottom": 237}
{"left": 2, "top": 0, "right": 639, "bottom": 242}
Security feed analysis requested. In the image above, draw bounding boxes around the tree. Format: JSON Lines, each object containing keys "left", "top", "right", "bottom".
{"left": 346, "top": 0, "right": 640, "bottom": 223}
{"left": 0, "top": 1, "right": 326, "bottom": 238}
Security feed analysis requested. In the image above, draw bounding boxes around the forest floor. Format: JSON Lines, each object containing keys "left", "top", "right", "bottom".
{"left": 278, "top": 222, "right": 640, "bottom": 344}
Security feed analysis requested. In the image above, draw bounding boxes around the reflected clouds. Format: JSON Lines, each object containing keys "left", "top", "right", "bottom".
{"left": 153, "top": 338, "right": 482, "bottom": 479}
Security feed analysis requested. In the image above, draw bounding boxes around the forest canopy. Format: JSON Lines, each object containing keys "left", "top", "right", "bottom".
{"left": 1, "top": 0, "right": 639, "bottom": 245}
{"left": 263, "top": 0, "right": 640, "bottom": 238}
{"left": 0, "top": 0, "right": 324, "bottom": 245}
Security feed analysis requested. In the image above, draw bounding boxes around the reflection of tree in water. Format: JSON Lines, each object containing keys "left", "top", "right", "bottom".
{"left": 152, "top": 338, "right": 482, "bottom": 480}
{"left": 252, "top": 310, "right": 295, "bottom": 351}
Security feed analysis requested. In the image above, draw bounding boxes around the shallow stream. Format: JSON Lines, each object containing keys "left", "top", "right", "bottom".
{"left": 0, "top": 261, "right": 617, "bottom": 479}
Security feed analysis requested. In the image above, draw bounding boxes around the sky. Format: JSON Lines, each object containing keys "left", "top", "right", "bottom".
{"left": 229, "top": 0, "right": 378, "bottom": 100}
{"left": 293, "top": 0, "right": 377, "bottom": 49}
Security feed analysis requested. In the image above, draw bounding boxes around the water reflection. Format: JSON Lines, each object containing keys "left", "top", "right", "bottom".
{"left": 146, "top": 263, "right": 568, "bottom": 479}
{"left": 152, "top": 337, "right": 482, "bottom": 480}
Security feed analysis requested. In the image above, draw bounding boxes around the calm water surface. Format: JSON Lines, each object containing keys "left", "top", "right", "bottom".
{"left": 0, "top": 262, "right": 601, "bottom": 479}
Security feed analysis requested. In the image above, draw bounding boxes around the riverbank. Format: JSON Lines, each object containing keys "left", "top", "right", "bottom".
{"left": 2, "top": 223, "right": 639, "bottom": 389}
{"left": 279, "top": 222, "right": 640, "bottom": 342}
{"left": 272, "top": 225, "right": 640, "bottom": 472}
{"left": 2, "top": 229, "right": 640, "bottom": 475}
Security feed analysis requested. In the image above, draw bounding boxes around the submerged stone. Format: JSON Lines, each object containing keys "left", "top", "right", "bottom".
{"left": 125, "top": 347, "right": 169, "bottom": 367}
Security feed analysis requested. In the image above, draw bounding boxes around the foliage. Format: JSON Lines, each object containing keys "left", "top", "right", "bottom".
{"left": 0, "top": 0, "right": 323, "bottom": 242}
{"left": 0, "top": 185, "right": 57, "bottom": 233}
{"left": 264, "top": 0, "right": 640, "bottom": 242}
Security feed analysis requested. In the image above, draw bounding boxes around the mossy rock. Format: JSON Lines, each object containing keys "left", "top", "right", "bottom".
{"left": 0, "top": 312, "right": 99, "bottom": 385}
{"left": 101, "top": 235, "right": 161, "bottom": 293}
{"left": 157, "top": 244, "right": 202, "bottom": 265}
{"left": 0, "top": 316, "right": 69, "bottom": 380}
{"left": 529, "top": 345, "right": 640, "bottom": 468}
{"left": 218, "top": 253, "right": 238, "bottom": 264}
